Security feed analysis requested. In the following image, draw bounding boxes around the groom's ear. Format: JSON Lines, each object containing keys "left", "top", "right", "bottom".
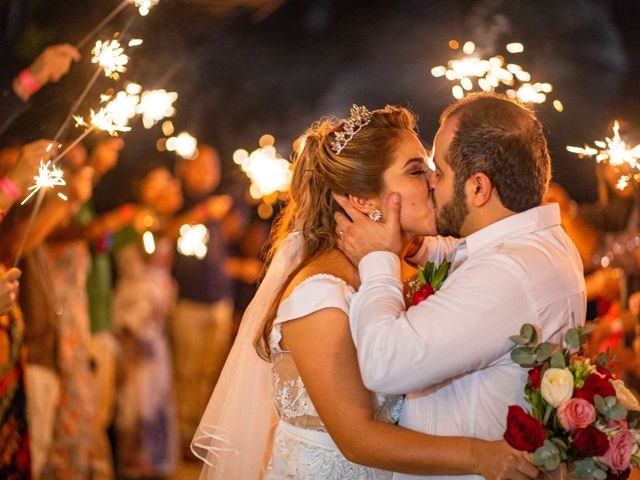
{"left": 347, "top": 194, "right": 372, "bottom": 215}
{"left": 467, "top": 172, "right": 493, "bottom": 207}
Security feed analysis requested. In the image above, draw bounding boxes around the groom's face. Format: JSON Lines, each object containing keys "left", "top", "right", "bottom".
{"left": 430, "top": 116, "right": 469, "bottom": 238}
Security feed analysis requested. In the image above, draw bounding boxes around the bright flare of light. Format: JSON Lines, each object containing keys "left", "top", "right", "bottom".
{"left": 567, "top": 121, "right": 640, "bottom": 191}
{"left": 177, "top": 224, "right": 209, "bottom": 259}
{"left": 129, "top": 0, "right": 160, "bottom": 16}
{"left": 137, "top": 89, "right": 178, "bottom": 129}
{"left": 430, "top": 40, "right": 558, "bottom": 106}
{"left": 92, "top": 39, "right": 128, "bottom": 79}
{"left": 506, "top": 42, "right": 524, "bottom": 53}
{"left": 142, "top": 231, "right": 156, "bottom": 254}
{"left": 21, "top": 161, "right": 66, "bottom": 205}
{"left": 100, "top": 90, "right": 140, "bottom": 127}
{"left": 553, "top": 100, "right": 564, "bottom": 112}
{"left": 235, "top": 141, "right": 292, "bottom": 199}
{"left": 167, "top": 132, "right": 198, "bottom": 159}
{"left": 128, "top": 39, "right": 144, "bottom": 47}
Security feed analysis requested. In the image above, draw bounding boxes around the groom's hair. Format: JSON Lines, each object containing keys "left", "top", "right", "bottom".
{"left": 439, "top": 92, "right": 551, "bottom": 213}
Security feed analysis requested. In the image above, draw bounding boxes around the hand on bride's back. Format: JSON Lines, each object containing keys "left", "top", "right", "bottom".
{"left": 477, "top": 440, "right": 540, "bottom": 480}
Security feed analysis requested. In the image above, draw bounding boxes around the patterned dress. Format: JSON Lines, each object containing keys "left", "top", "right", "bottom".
{"left": 0, "top": 308, "right": 31, "bottom": 480}
{"left": 112, "top": 232, "right": 178, "bottom": 478}
{"left": 265, "top": 274, "right": 403, "bottom": 479}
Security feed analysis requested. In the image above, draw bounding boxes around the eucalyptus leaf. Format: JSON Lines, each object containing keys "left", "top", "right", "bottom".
{"left": 594, "top": 395, "right": 606, "bottom": 414}
{"left": 509, "top": 335, "right": 530, "bottom": 346}
{"left": 532, "top": 440, "right": 561, "bottom": 471}
{"left": 566, "top": 329, "right": 580, "bottom": 349}
{"left": 578, "top": 325, "right": 595, "bottom": 337}
{"left": 595, "top": 352, "right": 608, "bottom": 367}
{"left": 609, "top": 404, "right": 627, "bottom": 421}
{"left": 550, "top": 352, "right": 566, "bottom": 369}
{"left": 535, "top": 342, "right": 554, "bottom": 362}
{"left": 511, "top": 347, "right": 536, "bottom": 367}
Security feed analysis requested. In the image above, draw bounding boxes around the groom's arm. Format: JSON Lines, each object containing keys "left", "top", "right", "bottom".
{"left": 350, "top": 251, "right": 530, "bottom": 395}
{"left": 405, "top": 235, "right": 460, "bottom": 266}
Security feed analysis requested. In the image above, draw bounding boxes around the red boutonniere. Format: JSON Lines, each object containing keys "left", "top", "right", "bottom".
{"left": 405, "top": 259, "right": 451, "bottom": 306}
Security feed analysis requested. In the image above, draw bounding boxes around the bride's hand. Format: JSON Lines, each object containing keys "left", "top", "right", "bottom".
{"left": 476, "top": 440, "right": 541, "bottom": 480}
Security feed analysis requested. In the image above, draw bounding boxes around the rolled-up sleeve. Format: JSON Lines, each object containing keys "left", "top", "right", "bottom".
{"left": 350, "top": 251, "right": 532, "bottom": 395}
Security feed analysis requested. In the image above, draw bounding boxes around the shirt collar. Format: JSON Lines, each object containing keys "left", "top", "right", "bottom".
{"left": 458, "top": 204, "right": 561, "bottom": 259}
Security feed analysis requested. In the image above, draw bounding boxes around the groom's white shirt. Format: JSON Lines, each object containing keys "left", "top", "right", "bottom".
{"left": 349, "top": 204, "right": 586, "bottom": 480}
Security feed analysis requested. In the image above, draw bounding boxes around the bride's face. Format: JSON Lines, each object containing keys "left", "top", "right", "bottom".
{"left": 377, "top": 129, "right": 437, "bottom": 238}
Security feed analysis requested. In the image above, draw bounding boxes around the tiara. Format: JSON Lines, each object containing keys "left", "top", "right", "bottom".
{"left": 329, "top": 105, "right": 373, "bottom": 154}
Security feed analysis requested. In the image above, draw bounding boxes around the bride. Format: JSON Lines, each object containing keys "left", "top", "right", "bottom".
{"left": 192, "top": 105, "right": 539, "bottom": 479}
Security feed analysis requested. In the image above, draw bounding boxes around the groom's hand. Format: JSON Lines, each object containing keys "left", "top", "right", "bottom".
{"left": 333, "top": 192, "right": 403, "bottom": 266}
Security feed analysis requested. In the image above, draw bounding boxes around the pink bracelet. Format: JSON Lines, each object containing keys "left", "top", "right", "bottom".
{"left": 18, "top": 69, "right": 42, "bottom": 95}
{"left": 0, "top": 177, "right": 21, "bottom": 201}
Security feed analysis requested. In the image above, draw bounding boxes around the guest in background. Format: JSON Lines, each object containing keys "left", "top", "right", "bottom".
{"left": 169, "top": 145, "right": 234, "bottom": 459}
{"left": 111, "top": 164, "right": 182, "bottom": 479}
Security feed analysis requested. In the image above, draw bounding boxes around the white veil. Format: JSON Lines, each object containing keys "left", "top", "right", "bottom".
{"left": 191, "top": 231, "right": 303, "bottom": 479}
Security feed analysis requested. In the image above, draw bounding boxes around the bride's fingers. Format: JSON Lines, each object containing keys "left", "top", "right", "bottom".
{"left": 516, "top": 452, "right": 541, "bottom": 479}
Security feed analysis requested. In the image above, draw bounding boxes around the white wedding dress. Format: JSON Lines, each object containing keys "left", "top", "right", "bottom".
{"left": 264, "top": 273, "right": 403, "bottom": 479}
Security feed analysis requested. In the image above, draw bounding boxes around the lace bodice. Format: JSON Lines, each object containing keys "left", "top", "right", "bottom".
{"left": 269, "top": 274, "right": 403, "bottom": 431}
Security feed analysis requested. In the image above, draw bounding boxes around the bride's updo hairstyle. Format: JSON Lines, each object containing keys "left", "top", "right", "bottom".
{"left": 255, "top": 105, "right": 417, "bottom": 360}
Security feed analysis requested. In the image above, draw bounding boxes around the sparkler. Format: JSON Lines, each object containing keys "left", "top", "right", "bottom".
{"left": 167, "top": 132, "right": 198, "bottom": 159}
{"left": 129, "top": 0, "right": 160, "bottom": 16}
{"left": 142, "top": 231, "right": 156, "bottom": 254}
{"left": 20, "top": 161, "right": 66, "bottom": 206}
{"left": 177, "top": 224, "right": 209, "bottom": 259}
{"left": 137, "top": 89, "right": 178, "bottom": 128}
{"left": 430, "top": 40, "right": 561, "bottom": 109}
{"left": 92, "top": 39, "right": 129, "bottom": 79}
{"left": 567, "top": 121, "right": 640, "bottom": 191}
{"left": 233, "top": 136, "right": 292, "bottom": 200}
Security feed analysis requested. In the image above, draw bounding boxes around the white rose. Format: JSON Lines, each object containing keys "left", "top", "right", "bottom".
{"left": 541, "top": 368, "right": 574, "bottom": 407}
{"left": 612, "top": 379, "right": 640, "bottom": 412}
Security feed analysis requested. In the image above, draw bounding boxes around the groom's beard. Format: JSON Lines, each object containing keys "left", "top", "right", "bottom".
{"left": 435, "top": 188, "right": 468, "bottom": 238}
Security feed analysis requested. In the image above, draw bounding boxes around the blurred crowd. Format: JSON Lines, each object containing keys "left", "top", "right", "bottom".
{"left": 0, "top": 44, "right": 267, "bottom": 480}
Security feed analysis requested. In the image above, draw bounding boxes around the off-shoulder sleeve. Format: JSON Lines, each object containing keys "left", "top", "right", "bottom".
{"left": 275, "top": 273, "right": 354, "bottom": 325}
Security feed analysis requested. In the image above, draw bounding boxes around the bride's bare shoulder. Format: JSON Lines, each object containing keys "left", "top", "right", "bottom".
{"left": 283, "top": 249, "right": 359, "bottom": 299}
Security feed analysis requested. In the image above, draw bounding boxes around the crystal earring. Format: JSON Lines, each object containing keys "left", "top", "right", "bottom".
{"left": 368, "top": 208, "right": 383, "bottom": 222}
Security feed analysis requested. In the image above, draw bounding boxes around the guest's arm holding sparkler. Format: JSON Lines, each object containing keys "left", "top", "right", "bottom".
{"left": 0, "top": 140, "right": 56, "bottom": 214}
{"left": 163, "top": 194, "right": 232, "bottom": 239}
{"left": 1, "top": 44, "right": 80, "bottom": 136}
{"left": 0, "top": 265, "right": 20, "bottom": 315}
{"left": 11, "top": 44, "right": 81, "bottom": 102}
{"left": 0, "top": 166, "right": 93, "bottom": 258}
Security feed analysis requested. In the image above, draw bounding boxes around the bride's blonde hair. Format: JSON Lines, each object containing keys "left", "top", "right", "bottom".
{"left": 255, "top": 105, "right": 417, "bottom": 360}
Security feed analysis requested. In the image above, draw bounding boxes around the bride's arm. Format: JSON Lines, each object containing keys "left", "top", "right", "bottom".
{"left": 281, "top": 308, "right": 538, "bottom": 478}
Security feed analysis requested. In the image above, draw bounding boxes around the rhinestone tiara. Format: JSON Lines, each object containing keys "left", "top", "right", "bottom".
{"left": 329, "top": 105, "right": 373, "bottom": 154}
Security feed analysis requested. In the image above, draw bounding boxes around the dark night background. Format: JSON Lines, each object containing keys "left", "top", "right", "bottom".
{"left": 0, "top": 0, "right": 638, "bottom": 211}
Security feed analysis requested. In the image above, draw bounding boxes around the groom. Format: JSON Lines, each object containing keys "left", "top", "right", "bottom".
{"left": 334, "top": 92, "right": 586, "bottom": 479}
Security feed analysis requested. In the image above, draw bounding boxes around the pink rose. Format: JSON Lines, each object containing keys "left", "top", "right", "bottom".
{"left": 608, "top": 419, "right": 629, "bottom": 430}
{"left": 602, "top": 430, "right": 634, "bottom": 473}
{"left": 557, "top": 398, "right": 596, "bottom": 432}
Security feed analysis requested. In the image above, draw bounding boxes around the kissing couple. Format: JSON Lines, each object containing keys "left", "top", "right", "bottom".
{"left": 192, "top": 92, "right": 586, "bottom": 479}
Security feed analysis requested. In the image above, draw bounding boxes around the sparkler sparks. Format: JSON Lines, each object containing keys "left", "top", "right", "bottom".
{"left": 21, "top": 161, "right": 66, "bottom": 205}
{"left": 430, "top": 40, "right": 559, "bottom": 106}
{"left": 567, "top": 121, "right": 640, "bottom": 191}
{"left": 129, "top": 0, "right": 160, "bottom": 16}
{"left": 92, "top": 39, "right": 129, "bottom": 79}
{"left": 177, "top": 224, "right": 209, "bottom": 259}
{"left": 233, "top": 136, "right": 292, "bottom": 200}
{"left": 167, "top": 132, "right": 198, "bottom": 159}
{"left": 137, "top": 89, "right": 178, "bottom": 129}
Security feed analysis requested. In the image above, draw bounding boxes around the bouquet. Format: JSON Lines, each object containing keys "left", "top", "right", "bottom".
{"left": 504, "top": 323, "right": 640, "bottom": 479}
{"left": 405, "top": 259, "right": 451, "bottom": 306}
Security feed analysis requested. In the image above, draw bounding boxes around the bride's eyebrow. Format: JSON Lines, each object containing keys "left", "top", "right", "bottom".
{"left": 403, "top": 157, "right": 426, "bottom": 168}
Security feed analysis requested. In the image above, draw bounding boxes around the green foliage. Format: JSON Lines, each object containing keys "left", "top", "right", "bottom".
{"left": 534, "top": 440, "right": 562, "bottom": 471}
{"left": 570, "top": 458, "right": 607, "bottom": 480}
{"left": 594, "top": 395, "right": 627, "bottom": 421}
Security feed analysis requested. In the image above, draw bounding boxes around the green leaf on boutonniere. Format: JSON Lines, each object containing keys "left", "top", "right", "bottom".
{"left": 417, "top": 266, "right": 426, "bottom": 285}
{"left": 511, "top": 346, "right": 537, "bottom": 367}
{"left": 431, "top": 260, "right": 451, "bottom": 290}
{"left": 535, "top": 342, "right": 554, "bottom": 362}
{"left": 550, "top": 352, "right": 566, "bottom": 369}
{"left": 566, "top": 328, "right": 580, "bottom": 349}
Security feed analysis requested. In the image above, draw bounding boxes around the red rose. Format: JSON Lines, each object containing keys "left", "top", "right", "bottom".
{"left": 412, "top": 284, "right": 434, "bottom": 305}
{"left": 503, "top": 405, "right": 546, "bottom": 453}
{"left": 575, "top": 373, "right": 616, "bottom": 403}
{"left": 596, "top": 365, "right": 614, "bottom": 380}
{"left": 528, "top": 365, "right": 543, "bottom": 389}
{"left": 572, "top": 426, "right": 609, "bottom": 457}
